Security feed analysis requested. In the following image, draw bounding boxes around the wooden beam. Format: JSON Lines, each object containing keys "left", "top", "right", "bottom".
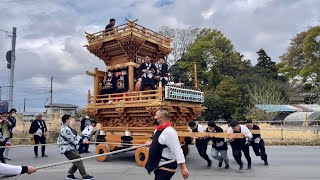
{"left": 107, "top": 62, "right": 136, "bottom": 70}
{"left": 178, "top": 132, "right": 245, "bottom": 139}
{"left": 86, "top": 71, "right": 95, "bottom": 76}
{"left": 93, "top": 68, "right": 99, "bottom": 104}
{"left": 178, "top": 130, "right": 261, "bottom": 139}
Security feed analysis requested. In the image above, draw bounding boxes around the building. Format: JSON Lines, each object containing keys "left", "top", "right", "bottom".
{"left": 45, "top": 103, "right": 78, "bottom": 116}
{"left": 0, "top": 101, "right": 8, "bottom": 113}
{"left": 21, "top": 112, "right": 49, "bottom": 121}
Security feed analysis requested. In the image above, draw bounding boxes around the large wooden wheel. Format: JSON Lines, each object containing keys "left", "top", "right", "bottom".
{"left": 181, "top": 144, "right": 189, "bottom": 157}
{"left": 95, "top": 143, "right": 110, "bottom": 162}
{"left": 135, "top": 147, "right": 149, "bottom": 167}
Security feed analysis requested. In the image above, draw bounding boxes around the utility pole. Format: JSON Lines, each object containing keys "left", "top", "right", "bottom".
{"left": 50, "top": 76, "right": 53, "bottom": 119}
{"left": 23, "top": 98, "right": 26, "bottom": 112}
{"left": 8, "top": 27, "right": 16, "bottom": 110}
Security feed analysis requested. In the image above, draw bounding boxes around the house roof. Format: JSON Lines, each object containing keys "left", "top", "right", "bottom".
{"left": 284, "top": 111, "right": 320, "bottom": 121}
{"left": 44, "top": 103, "right": 78, "bottom": 108}
{"left": 255, "top": 104, "right": 302, "bottom": 112}
{"left": 292, "top": 104, "right": 320, "bottom": 112}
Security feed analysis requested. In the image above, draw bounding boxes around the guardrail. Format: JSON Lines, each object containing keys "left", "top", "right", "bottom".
{"left": 85, "top": 21, "right": 172, "bottom": 46}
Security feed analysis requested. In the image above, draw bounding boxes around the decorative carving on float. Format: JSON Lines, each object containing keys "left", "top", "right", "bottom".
{"left": 104, "top": 117, "right": 126, "bottom": 127}
{"left": 127, "top": 117, "right": 153, "bottom": 127}
{"left": 145, "top": 107, "right": 157, "bottom": 116}
{"left": 176, "top": 116, "right": 187, "bottom": 126}
{"left": 118, "top": 37, "right": 144, "bottom": 61}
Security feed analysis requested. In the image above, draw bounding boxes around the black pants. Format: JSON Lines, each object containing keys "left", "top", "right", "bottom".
{"left": 140, "top": 80, "right": 156, "bottom": 91}
{"left": 154, "top": 161, "right": 177, "bottom": 180}
{"left": 154, "top": 169, "right": 175, "bottom": 180}
{"left": 0, "top": 140, "right": 6, "bottom": 163}
{"left": 196, "top": 140, "right": 211, "bottom": 163}
{"left": 232, "top": 144, "right": 251, "bottom": 166}
{"left": 251, "top": 139, "right": 267, "bottom": 161}
{"left": 34, "top": 135, "right": 46, "bottom": 156}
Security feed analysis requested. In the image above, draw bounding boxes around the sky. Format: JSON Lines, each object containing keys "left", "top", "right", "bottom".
{"left": 0, "top": 0, "right": 319, "bottom": 112}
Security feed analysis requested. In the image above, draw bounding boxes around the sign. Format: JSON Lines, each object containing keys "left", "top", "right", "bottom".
{"left": 164, "top": 86, "right": 204, "bottom": 103}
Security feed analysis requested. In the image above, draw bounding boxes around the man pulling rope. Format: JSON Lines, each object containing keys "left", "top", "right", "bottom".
{"left": 57, "top": 114, "right": 95, "bottom": 180}
{"left": 0, "top": 144, "right": 145, "bottom": 179}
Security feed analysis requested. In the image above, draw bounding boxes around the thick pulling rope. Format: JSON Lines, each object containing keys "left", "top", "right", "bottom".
{"left": 0, "top": 144, "right": 146, "bottom": 179}
{"left": 0, "top": 142, "right": 144, "bottom": 149}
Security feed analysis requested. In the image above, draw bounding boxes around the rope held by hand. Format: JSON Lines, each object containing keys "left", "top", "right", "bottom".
{"left": 0, "top": 144, "right": 146, "bottom": 179}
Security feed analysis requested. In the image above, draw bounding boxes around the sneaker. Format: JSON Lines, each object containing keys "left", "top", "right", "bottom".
{"left": 42, "top": 154, "right": 48, "bottom": 157}
{"left": 247, "top": 164, "right": 251, "bottom": 170}
{"left": 35, "top": 156, "right": 38, "bottom": 158}
{"left": 218, "top": 160, "right": 223, "bottom": 167}
{"left": 83, "top": 175, "right": 95, "bottom": 180}
{"left": 207, "top": 160, "right": 212, "bottom": 168}
{"left": 4, "top": 158, "right": 11, "bottom": 161}
{"left": 264, "top": 160, "right": 269, "bottom": 166}
{"left": 225, "top": 165, "right": 230, "bottom": 169}
{"left": 66, "top": 174, "right": 77, "bottom": 180}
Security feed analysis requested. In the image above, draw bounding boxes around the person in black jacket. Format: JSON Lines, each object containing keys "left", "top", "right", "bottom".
{"left": 4, "top": 108, "right": 17, "bottom": 161}
{"left": 139, "top": 56, "right": 157, "bottom": 91}
{"left": 246, "top": 120, "right": 269, "bottom": 166}
{"left": 80, "top": 116, "right": 92, "bottom": 132}
{"left": 206, "top": 121, "right": 229, "bottom": 169}
{"left": 157, "top": 58, "right": 169, "bottom": 87}
{"left": 100, "top": 71, "right": 117, "bottom": 95}
{"left": 29, "top": 114, "right": 48, "bottom": 158}
{"left": 105, "top": 18, "right": 115, "bottom": 33}
{"left": 188, "top": 121, "right": 212, "bottom": 167}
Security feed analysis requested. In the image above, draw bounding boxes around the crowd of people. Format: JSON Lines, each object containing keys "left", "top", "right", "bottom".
{"left": 187, "top": 119, "right": 268, "bottom": 171}
{"left": 99, "top": 56, "right": 169, "bottom": 97}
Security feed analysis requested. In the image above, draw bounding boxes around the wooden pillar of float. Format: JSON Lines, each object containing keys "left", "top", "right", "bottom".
{"left": 193, "top": 62, "right": 198, "bottom": 90}
{"left": 87, "top": 90, "right": 91, "bottom": 104}
{"left": 128, "top": 65, "right": 134, "bottom": 92}
{"left": 93, "top": 67, "right": 99, "bottom": 104}
{"left": 158, "top": 80, "right": 163, "bottom": 100}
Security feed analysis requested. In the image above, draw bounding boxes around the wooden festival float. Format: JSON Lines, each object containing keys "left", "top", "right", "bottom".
{"left": 84, "top": 19, "right": 206, "bottom": 166}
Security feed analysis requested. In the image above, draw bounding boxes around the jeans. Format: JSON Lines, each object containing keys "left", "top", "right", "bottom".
{"left": 211, "top": 148, "right": 229, "bottom": 165}
{"left": 4, "top": 138, "right": 11, "bottom": 158}
{"left": 78, "top": 136, "right": 90, "bottom": 154}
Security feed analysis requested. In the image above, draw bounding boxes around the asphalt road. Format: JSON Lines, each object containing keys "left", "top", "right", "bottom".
{"left": 3, "top": 145, "right": 320, "bottom": 180}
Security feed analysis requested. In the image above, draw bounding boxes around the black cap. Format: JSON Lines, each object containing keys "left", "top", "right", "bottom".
{"left": 10, "top": 108, "right": 17, "bottom": 113}
{"left": 246, "top": 119, "right": 253, "bottom": 123}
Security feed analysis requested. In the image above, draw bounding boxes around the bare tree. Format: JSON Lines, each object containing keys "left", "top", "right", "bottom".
{"left": 159, "top": 26, "right": 200, "bottom": 65}
{"left": 248, "top": 82, "right": 289, "bottom": 121}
